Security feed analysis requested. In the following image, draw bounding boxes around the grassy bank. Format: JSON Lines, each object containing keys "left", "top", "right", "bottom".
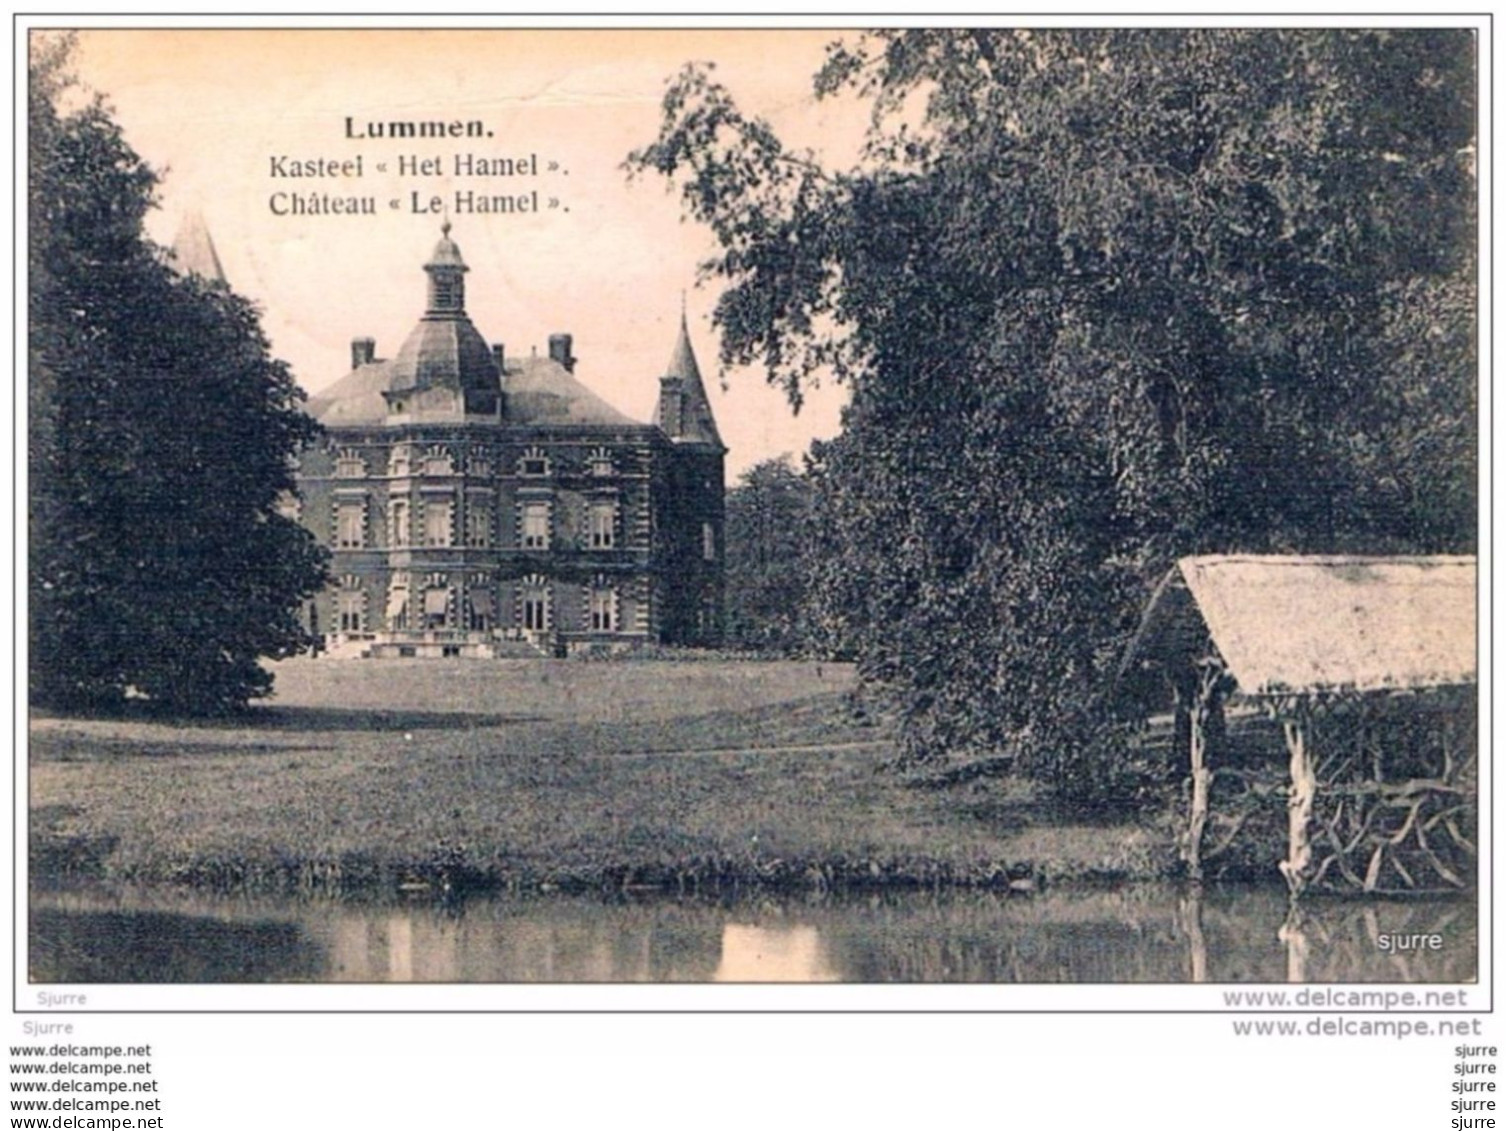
{"left": 30, "top": 659, "right": 1173, "bottom": 897}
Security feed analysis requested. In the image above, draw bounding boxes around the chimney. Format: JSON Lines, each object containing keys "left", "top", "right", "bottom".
{"left": 658, "top": 376, "right": 685, "bottom": 437}
{"left": 351, "top": 337, "right": 376, "bottom": 369}
{"left": 548, "top": 333, "right": 575, "bottom": 372}
{"left": 491, "top": 343, "right": 505, "bottom": 372}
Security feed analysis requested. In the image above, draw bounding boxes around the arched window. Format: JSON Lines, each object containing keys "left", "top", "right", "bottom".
{"left": 336, "top": 576, "right": 365, "bottom": 632}
{"left": 519, "top": 574, "right": 550, "bottom": 632}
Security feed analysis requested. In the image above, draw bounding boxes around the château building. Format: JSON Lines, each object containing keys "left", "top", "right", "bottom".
{"left": 293, "top": 223, "right": 724, "bottom": 657}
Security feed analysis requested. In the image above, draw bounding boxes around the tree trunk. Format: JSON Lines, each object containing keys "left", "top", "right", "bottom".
{"left": 1280, "top": 713, "right": 1316, "bottom": 898}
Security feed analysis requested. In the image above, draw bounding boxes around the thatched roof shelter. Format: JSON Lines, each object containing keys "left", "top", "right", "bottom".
{"left": 1120, "top": 554, "right": 1477, "bottom": 896}
{"left": 1123, "top": 554, "right": 1476, "bottom": 702}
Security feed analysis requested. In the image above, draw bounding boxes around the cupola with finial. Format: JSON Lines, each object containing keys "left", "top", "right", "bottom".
{"left": 378, "top": 222, "right": 502, "bottom": 422}
{"left": 424, "top": 218, "right": 468, "bottom": 315}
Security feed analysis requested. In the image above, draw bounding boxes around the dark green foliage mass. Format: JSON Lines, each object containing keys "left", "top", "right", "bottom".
{"left": 630, "top": 29, "right": 1476, "bottom": 772}
{"left": 29, "top": 36, "right": 329, "bottom": 713}
{"left": 723, "top": 457, "right": 815, "bottom": 653}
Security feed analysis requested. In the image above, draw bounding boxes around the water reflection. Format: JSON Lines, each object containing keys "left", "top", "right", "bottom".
{"left": 29, "top": 906, "right": 324, "bottom": 983}
{"left": 714, "top": 925, "right": 839, "bottom": 983}
{"left": 29, "top": 884, "right": 1476, "bottom": 984}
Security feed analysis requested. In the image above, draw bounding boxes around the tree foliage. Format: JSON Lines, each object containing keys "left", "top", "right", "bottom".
{"left": 723, "top": 457, "right": 815, "bottom": 653}
{"left": 630, "top": 29, "right": 1477, "bottom": 770}
{"left": 30, "top": 35, "right": 329, "bottom": 713}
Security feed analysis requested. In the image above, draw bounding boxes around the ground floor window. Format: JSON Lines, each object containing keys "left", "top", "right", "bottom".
{"left": 697, "top": 593, "right": 719, "bottom": 637}
{"left": 423, "top": 586, "right": 450, "bottom": 629}
{"left": 337, "top": 588, "right": 364, "bottom": 632}
{"left": 523, "top": 596, "right": 547, "bottom": 631}
{"left": 590, "top": 586, "right": 616, "bottom": 632}
{"left": 386, "top": 576, "right": 410, "bottom": 630}
{"left": 467, "top": 588, "right": 494, "bottom": 632}
{"left": 521, "top": 580, "right": 550, "bottom": 632}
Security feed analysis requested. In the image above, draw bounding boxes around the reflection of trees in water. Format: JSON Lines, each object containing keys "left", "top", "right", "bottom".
{"left": 1275, "top": 900, "right": 1474, "bottom": 984}
{"left": 820, "top": 889, "right": 1474, "bottom": 984}
{"left": 29, "top": 886, "right": 1477, "bottom": 984}
{"left": 819, "top": 890, "right": 1193, "bottom": 983}
{"left": 29, "top": 908, "right": 325, "bottom": 983}
{"left": 1187, "top": 889, "right": 1475, "bottom": 983}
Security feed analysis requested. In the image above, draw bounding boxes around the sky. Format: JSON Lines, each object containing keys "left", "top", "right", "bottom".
{"left": 66, "top": 28, "right": 867, "bottom": 478}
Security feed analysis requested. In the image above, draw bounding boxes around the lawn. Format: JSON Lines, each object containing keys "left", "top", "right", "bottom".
{"left": 29, "top": 658, "right": 1171, "bottom": 896}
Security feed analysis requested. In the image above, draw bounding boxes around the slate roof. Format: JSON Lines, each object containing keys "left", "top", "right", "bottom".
{"left": 307, "top": 354, "right": 640, "bottom": 429}
{"left": 655, "top": 313, "right": 723, "bottom": 448}
{"left": 1123, "top": 554, "right": 1477, "bottom": 699}
{"left": 307, "top": 224, "right": 642, "bottom": 430}
{"left": 502, "top": 355, "right": 641, "bottom": 427}
{"left": 169, "top": 211, "right": 226, "bottom": 284}
{"left": 305, "top": 360, "right": 397, "bottom": 427}
{"left": 387, "top": 314, "right": 499, "bottom": 396}
{"left": 426, "top": 224, "right": 466, "bottom": 270}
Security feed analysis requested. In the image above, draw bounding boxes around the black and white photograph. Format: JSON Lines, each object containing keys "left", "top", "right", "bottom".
{"left": 24, "top": 23, "right": 1481, "bottom": 997}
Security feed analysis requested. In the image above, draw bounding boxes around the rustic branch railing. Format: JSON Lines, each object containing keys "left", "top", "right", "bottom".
{"left": 1174, "top": 690, "right": 1476, "bottom": 897}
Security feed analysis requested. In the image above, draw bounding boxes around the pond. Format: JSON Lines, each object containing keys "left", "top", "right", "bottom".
{"left": 29, "top": 882, "right": 1475, "bottom": 984}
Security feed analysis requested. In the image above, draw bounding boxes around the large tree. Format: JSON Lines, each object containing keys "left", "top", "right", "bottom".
{"left": 723, "top": 457, "right": 815, "bottom": 653}
{"left": 30, "top": 35, "right": 329, "bottom": 713}
{"left": 630, "top": 29, "right": 1476, "bottom": 768}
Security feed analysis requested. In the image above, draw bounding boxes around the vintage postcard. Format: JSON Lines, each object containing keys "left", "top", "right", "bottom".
{"left": 23, "top": 23, "right": 1482, "bottom": 1006}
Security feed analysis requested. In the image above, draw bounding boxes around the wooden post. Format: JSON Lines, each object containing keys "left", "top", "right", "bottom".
{"left": 1179, "top": 891, "right": 1208, "bottom": 983}
{"left": 1278, "top": 904, "right": 1308, "bottom": 983}
{"left": 1279, "top": 710, "right": 1316, "bottom": 899}
{"left": 1186, "top": 700, "right": 1211, "bottom": 881}
{"left": 1182, "top": 661, "right": 1225, "bottom": 882}
{"left": 1169, "top": 686, "right": 1192, "bottom": 784}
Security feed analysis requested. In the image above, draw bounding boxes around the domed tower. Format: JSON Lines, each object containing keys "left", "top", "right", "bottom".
{"left": 380, "top": 221, "right": 502, "bottom": 421}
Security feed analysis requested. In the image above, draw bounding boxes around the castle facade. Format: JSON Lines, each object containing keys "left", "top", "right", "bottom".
{"left": 293, "top": 225, "right": 724, "bottom": 657}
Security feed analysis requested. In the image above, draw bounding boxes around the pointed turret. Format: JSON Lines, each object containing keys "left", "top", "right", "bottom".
{"left": 655, "top": 310, "right": 723, "bottom": 450}
{"left": 169, "top": 210, "right": 227, "bottom": 284}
